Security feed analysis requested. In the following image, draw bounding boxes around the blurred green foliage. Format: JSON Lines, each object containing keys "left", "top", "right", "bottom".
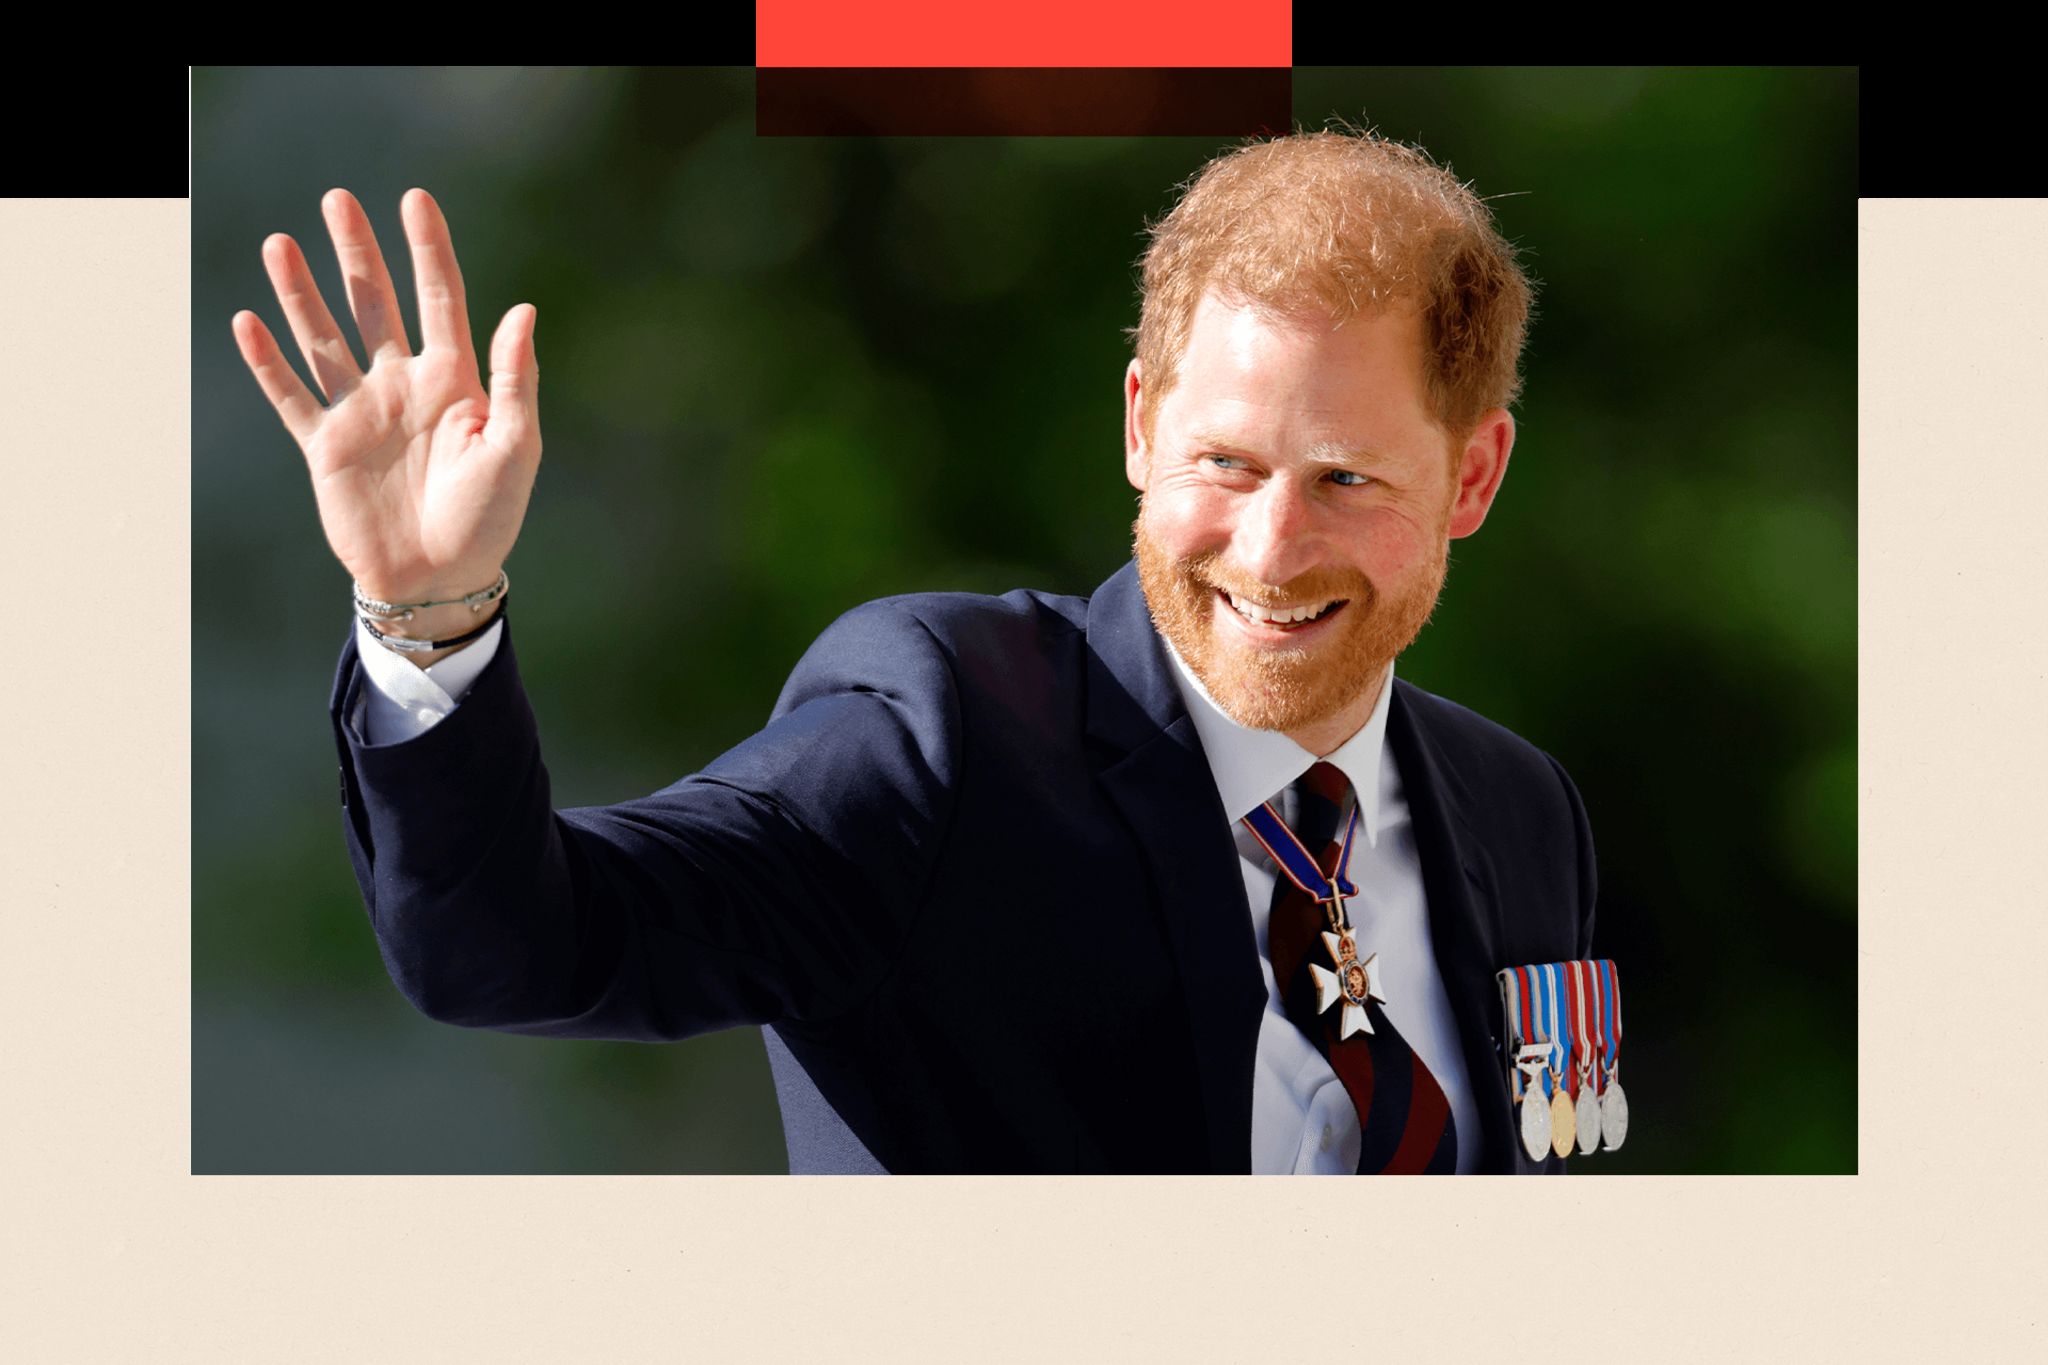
{"left": 193, "top": 67, "right": 1856, "bottom": 1173}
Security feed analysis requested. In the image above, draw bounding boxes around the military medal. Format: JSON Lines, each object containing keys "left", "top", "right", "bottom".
{"left": 1596, "top": 958, "right": 1628, "bottom": 1151}
{"left": 1501, "top": 966, "right": 1556, "bottom": 1162}
{"left": 1539, "top": 965, "right": 1575, "bottom": 1158}
{"left": 1515, "top": 1043, "right": 1552, "bottom": 1161}
{"left": 1243, "top": 793, "right": 1383, "bottom": 1039}
{"left": 1503, "top": 956, "right": 1631, "bottom": 1165}
{"left": 1568, "top": 960, "right": 1603, "bottom": 1155}
{"left": 1599, "top": 1061, "right": 1629, "bottom": 1151}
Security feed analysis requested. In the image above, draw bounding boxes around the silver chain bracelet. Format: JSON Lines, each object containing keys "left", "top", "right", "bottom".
{"left": 352, "top": 569, "right": 509, "bottom": 622}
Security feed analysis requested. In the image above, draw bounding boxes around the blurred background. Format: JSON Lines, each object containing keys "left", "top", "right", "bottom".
{"left": 192, "top": 66, "right": 1856, "bottom": 1174}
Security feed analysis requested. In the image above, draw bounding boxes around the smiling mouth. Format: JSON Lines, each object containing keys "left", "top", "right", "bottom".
{"left": 1215, "top": 588, "right": 1349, "bottom": 630}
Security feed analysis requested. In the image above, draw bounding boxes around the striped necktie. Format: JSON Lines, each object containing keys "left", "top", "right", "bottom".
{"left": 1265, "top": 761, "right": 1457, "bottom": 1174}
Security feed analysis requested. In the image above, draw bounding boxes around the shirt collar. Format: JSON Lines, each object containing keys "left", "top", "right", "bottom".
{"left": 1161, "top": 636, "right": 1395, "bottom": 849}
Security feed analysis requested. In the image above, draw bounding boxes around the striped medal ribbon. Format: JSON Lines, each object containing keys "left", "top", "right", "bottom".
{"left": 1540, "top": 964, "right": 1576, "bottom": 1157}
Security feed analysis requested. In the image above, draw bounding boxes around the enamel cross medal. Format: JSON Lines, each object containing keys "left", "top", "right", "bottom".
{"left": 1308, "top": 901, "right": 1385, "bottom": 1040}
{"left": 1241, "top": 787, "right": 1384, "bottom": 1040}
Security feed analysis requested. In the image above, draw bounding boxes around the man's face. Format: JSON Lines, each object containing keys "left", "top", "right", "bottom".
{"left": 1126, "top": 291, "right": 1512, "bottom": 748}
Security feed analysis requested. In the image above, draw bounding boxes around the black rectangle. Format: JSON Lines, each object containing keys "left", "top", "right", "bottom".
{"left": 757, "top": 67, "right": 1292, "bottom": 137}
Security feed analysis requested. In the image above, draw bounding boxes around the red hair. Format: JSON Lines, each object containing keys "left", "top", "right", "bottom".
{"left": 1133, "top": 124, "right": 1536, "bottom": 446}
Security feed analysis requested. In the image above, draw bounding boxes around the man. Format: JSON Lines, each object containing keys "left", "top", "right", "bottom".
{"left": 233, "top": 129, "right": 1597, "bottom": 1174}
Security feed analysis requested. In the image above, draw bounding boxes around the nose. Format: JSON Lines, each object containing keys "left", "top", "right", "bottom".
{"left": 1232, "top": 475, "right": 1322, "bottom": 587}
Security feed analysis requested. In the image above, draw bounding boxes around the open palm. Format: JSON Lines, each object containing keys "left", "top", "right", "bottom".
{"left": 232, "top": 187, "right": 540, "bottom": 604}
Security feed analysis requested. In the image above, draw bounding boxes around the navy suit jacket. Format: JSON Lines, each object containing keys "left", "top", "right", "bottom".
{"left": 330, "top": 560, "right": 1596, "bottom": 1173}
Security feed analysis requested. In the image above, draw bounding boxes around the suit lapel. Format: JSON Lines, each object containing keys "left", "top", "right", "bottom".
{"left": 1085, "top": 562, "right": 1266, "bottom": 1173}
{"left": 1384, "top": 681, "right": 1520, "bottom": 1173}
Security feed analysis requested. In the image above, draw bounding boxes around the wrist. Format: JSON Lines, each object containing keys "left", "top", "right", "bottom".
{"left": 354, "top": 567, "right": 508, "bottom": 620}
{"left": 352, "top": 567, "right": 507, "bottom": 658}
{"left": 354, "top": 567, "right": 508, "bottom": 670}
{"left": 363, "top": 596, "right": 502, "bottom": 641}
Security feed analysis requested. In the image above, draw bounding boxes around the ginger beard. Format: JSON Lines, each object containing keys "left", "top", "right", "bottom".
{"left": 1132, "top": 502, "right": 1452, "bottom": 736}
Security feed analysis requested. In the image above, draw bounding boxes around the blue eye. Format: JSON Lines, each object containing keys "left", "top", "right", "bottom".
{"left": 1207, "top": 454, "right": 1245, "bottom": 470}
{"left": 1328, "top": 469, "right": 1373, "bottom": 487}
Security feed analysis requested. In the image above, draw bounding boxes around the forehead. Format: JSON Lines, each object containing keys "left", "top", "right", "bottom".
{"left": 1166, "top": 290, "right": 1436, "bottom": 442}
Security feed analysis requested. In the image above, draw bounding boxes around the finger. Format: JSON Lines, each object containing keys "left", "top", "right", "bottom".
{"left": 232, "top": 309, "right": 325, "bottom": 447}
{"left": 485, "top": 303, "right": 540, "bottom": 455}
{"left": 321, "top": 188, "right": 413, "bottom": 361}
{"left": 261, "top": 231, "right": 364, "bottom": 403}
{"left": 401, "top": 188, "right": 475, "bottom": 363}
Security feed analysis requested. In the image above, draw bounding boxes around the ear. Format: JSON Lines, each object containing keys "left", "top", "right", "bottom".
{"left": 1123, "top": 358, "right": 1150, "bottom": 492}
{"left": 1445, "top": 407, "right": 1515, "bottom": 540}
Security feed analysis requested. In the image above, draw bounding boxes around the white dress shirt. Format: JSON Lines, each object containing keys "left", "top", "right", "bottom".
{"left": 1160, "top": 640, "right": 1481, "bottom": 1174}
{"left": 351, "top": 614, "right": 1480, "bottom": 1173}
{"left": 350, "top": 616, "right": 505, "bottom": 743}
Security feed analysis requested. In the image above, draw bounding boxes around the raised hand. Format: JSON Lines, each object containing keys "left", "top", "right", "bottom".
{"left": 232, "top": 188, "right": 541, "bottom": 615}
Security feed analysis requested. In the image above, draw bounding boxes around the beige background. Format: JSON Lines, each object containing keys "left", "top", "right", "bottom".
{"left": 0, "top": 196, "right": 2032, "bottom": 1358}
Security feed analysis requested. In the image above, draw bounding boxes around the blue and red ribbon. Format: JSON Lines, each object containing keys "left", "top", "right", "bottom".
{"left": 1240, "top": 798, "right": 1360, "bottom": 905}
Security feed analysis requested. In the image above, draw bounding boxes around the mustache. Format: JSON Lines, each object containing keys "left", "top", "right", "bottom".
{"left": 1173, "top": 551, "right": 1375, "bottom": 608}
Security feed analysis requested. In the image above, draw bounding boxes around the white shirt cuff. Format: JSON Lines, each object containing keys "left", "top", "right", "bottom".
{"left": 351, "top": 616, "right": 505, "bottom": 745}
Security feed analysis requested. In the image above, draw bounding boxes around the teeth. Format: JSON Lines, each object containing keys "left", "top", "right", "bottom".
{"left": 1225, "top": 591, "right": 1337, "bottom": 626}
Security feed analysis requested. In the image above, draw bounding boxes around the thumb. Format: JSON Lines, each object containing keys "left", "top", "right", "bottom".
{"left": 485, "top": 303, "right": 540, "bottom": 455}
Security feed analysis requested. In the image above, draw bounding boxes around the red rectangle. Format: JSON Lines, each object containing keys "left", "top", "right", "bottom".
{"left": 756, "top": 0, "right": 1291, "bottom": 68}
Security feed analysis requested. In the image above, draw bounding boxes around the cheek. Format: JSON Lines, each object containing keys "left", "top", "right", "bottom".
{"left": 1143, "top": 481, "right": 1234, "bottom": 554}
{"left": 1345, "top": 509, "right": 1434, "bottom": 578}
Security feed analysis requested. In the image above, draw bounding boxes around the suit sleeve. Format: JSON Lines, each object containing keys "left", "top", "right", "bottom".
{"left": 1542, "top": 751, "right": 1598, "bottom": 960}
{"left": 329, "top": 600, "right": 961, "bottom": 1041}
